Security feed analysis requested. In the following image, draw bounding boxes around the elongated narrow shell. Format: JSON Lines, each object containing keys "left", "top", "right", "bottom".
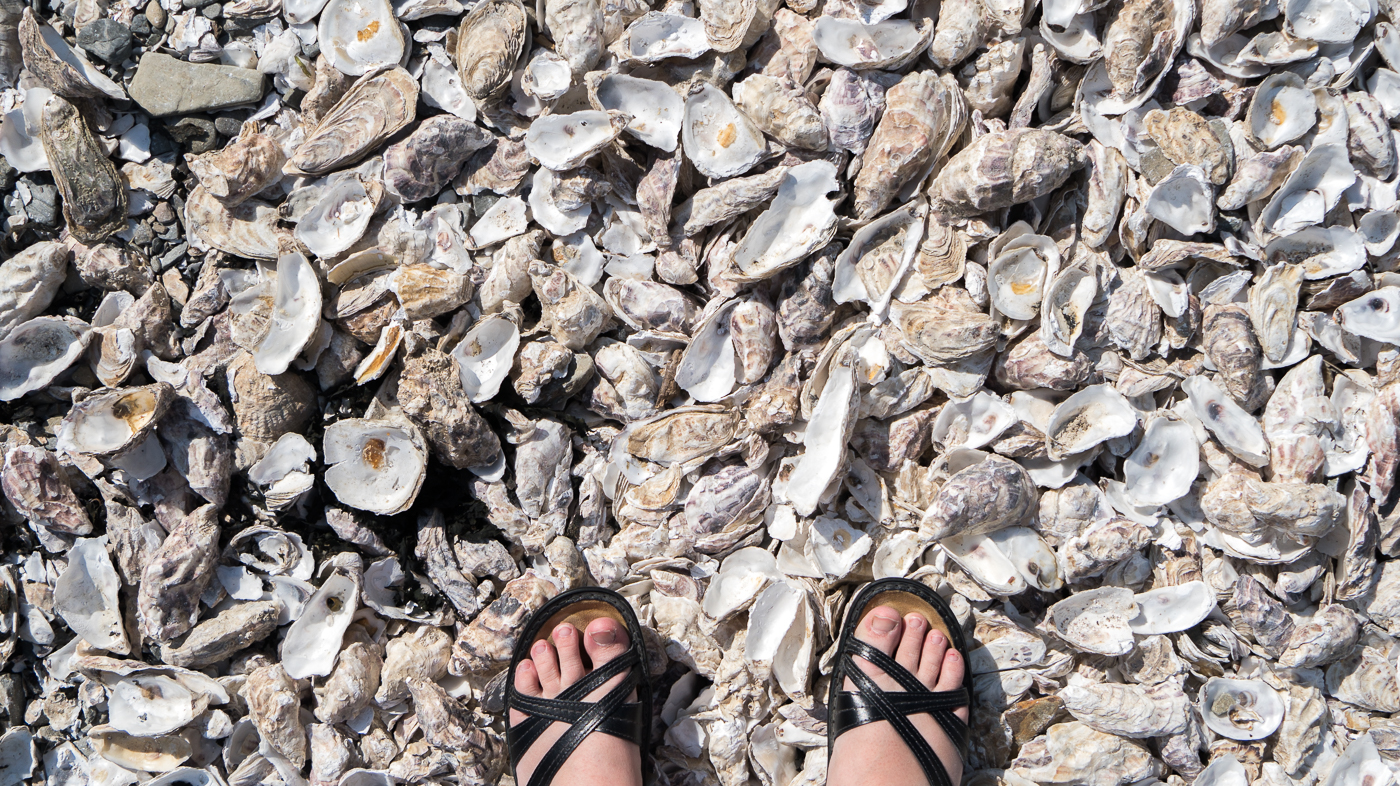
{"left": 457, "top": 0, "right": 527, "bottom": 99}
{"left": 40, "top": 95, "right": 126, "bottom": 244}
{"left": 732, "top": 161, "right": 840, "bottom": 281}
{"left": 253, "top": 253, "right": 321, "bottom": 376}
{"left": 930, "top": 128, "right": 1087, "bottom": 219}
{"left": 288, "top": 66, "right": 418, "bottom": 176}
{"left": 853, "top": 70, "right": 964, "bottom": 221}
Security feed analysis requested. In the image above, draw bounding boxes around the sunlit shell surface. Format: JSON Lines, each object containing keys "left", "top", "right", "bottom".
{"left": 6, "top": 0, "right": 1400, "bottom": 780}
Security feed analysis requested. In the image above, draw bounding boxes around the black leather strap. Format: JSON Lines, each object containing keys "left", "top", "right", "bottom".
{"left": 507, "top": 650, "right": 643, "bottom": 766}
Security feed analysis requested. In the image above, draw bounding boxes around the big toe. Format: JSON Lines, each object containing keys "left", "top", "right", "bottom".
{"left": 850, "top": 605, "right": 904, "bottom": 682}
{"left": 583, "top": 616, "right": 631, "bottom": 668}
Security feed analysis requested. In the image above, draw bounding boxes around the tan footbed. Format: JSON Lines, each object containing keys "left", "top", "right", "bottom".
{"left": 858, "top": 590, "right": 956, "bottom": 644}
{"left": 532, "top": 599, "right": 629, "bottom": 667}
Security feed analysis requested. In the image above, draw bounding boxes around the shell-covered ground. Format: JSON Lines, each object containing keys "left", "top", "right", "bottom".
{"left": 4, "top": 0, "right": 1400, "bottom": 782}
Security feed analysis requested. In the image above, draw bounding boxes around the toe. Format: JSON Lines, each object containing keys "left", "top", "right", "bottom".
{"left": 515, "top": 658, "right": 544, "bottom": 697}
{"left": 552, "top": 623, "right": 587, "bottom": 686}
{"left": 917, "top": 629, "right": 948, "bottom": 687}
{"left": 531, "top": 638, "right": 562, "bottom": 698}
{"left": 934, "top": 646, "right": 969, "bottom": 722}
{"left": 583, "top": 616, "right": 630, "bottom": 668}
{"left": 857, "top": 606, "right": 903, "bottom": 655}
{"left": 895, "top": 614, "right": 926, "bottom": 674}
{"left": 509, "top": 659, "right": 543, "bottom": 726}
{"left": 851, "top": 605, "right": 903, "bottom": 681}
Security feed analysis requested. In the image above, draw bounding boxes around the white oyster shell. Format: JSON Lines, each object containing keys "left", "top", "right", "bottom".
{"left": 681, "top": 83, "right": 767, "bottom": 179}
{"left": 1123, "top": 417, "right": 1198, "bottom": 506}
{"left": 525, "top": 110, "right": 627, "bottom": 170}
{"left": 0, "top": 316, "right": 90, "bottom": 401}
{"left": 253, "top": 252, "right": 322, "bottom": 377}
{"left": 452, "top": 314, "right": 520, "bottom": 402}
{"left": 1201, "top": 678, "right": 1285, "bottom": 740}
{"left": 593, "top": 74, "right": 684, "bottom": 152}
{"left": 1338, "top": 287, "right": 1400, "bottom": 344}
{"left": 1045, "top": 384, "right": 1138, "bottom": 460}
{"left": 323, "top": 418, "right": 429, "bottom": 515}
{"left": 319, "top": 0, "right": 406, "bottom": 76}
{"left": 1128, "top": 581, "right": 1215, "bottom": 634}
{"left": 54, "top": 537, "right": 129, "bottom": 654}
{"left": 732, "top": 161, "right": 840, "bottom": 280}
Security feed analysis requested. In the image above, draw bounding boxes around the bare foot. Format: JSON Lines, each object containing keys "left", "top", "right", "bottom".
{"left": 827, "top": 605, "right": 970, "bottom": 786}
{"left": 510, "top": 617, "right": 644, "bottom": 786}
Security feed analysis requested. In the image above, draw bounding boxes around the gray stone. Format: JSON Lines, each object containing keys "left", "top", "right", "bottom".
{"left": 201, "top": 3, "right": 221, "bottom": 17}
{"left": 214, "top": 115, "right": 243, "bottom": 137}
{"left": 182, "top": 0, "right": 216, "bottom": 9}
{"left": 77, "top": 19, "right": 132, "bottom": 65}
{"left": 128, "top": 53, "right": 265, "bottom": 117}
{"left": 0, "top": 157, "right": 15, "bottom": 192}
{"left": 130, "top": 14, "right": 151, "bottom": 37}
{"left": 164, "top": 117, "right": 218, "bottom": 154}
{"left": 23, "top": 181, "right": 59, "bottom": 226}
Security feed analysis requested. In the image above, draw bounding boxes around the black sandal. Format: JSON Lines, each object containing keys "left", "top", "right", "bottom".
{"left": 828, "top": 577, "right": 974, "bottom": 786}
{"left": 505, "top": 587, "right": 653, "bottom": 786}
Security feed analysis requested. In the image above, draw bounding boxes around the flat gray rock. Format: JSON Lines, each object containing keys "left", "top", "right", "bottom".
{"left": 127, "top": 53, "right": 264, "bottom": 117}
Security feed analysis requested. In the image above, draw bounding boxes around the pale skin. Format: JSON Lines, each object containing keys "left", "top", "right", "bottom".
{"left": 510, "top": 605, "right": 967, "bottom": 786}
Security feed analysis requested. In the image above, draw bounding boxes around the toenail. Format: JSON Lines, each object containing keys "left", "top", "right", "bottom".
{"left": 906, "top": 615, "right": 923, "bottom": 629}
{"left": 590, "top": 628, "right": 617, "bottom": 646}
{"left": 870, "top": 611, "right": 899, "bottom": 634}
{"left": 928, "top": 629, "right": 944, "bottom": 645}
{"left": 554, "top": 625, "right": 573, "bottom": 640}
{"left": 533, "top": 641, "right": 548, "bottom": 656}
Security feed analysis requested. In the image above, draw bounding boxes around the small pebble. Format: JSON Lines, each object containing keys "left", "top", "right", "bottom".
{"left": 214, "top": 115, "right": 244, "bottom": 138}
{"left": 144, "top": 0, "right": 165, "bottom": 28}
{"left": 152, "top": 202, "right": 176, "bottom": 224}
{"left": 201, "top": 3, "right": 221, "bottom": 17}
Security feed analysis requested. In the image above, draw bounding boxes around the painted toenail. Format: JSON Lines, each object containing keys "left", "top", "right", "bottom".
{"left": 870, "top": 611, "right": 899, "bottom": 634}
{"left": 590, "top": 628, "right": 617, "bottom": 646}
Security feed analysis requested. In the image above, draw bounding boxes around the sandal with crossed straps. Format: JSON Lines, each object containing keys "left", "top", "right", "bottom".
{"left": 828, "top": 577, "right": 975, "bottom": 786}
{"left": 506, "top": 587, "right": 653, "bottom": 786}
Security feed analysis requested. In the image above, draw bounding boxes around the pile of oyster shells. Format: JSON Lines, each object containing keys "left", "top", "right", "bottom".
{"left": 10, "top": 0, "right": 1400, "bottom": 780}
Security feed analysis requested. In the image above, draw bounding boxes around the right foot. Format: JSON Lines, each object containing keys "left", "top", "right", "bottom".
{"left": 827, "top": 605, "right": 969, "bottom": 786}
